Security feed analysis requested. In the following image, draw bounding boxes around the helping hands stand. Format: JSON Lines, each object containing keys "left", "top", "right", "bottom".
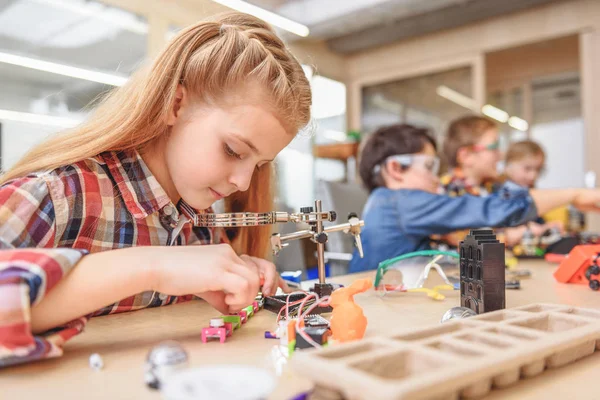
{"left": 183, "top": 200, "right": 365, "bottom": 314}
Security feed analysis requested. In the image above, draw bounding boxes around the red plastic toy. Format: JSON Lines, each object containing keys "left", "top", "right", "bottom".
{"left": 553, "top": 244, "right": 600, "bottom": 290}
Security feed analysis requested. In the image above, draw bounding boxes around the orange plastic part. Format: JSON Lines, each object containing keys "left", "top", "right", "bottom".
{"left": 288, "top": 319, "right": 297, "bottom": 344}
{"left": 329, "top": 278, "right": 372, "bottom": 343}
{"left": 553, "top": 244, "right": 600, "bottom": 284}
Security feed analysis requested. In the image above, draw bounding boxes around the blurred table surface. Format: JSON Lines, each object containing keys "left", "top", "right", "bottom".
{"left": 3, "top": 259, "right": 600, "bottom": 400}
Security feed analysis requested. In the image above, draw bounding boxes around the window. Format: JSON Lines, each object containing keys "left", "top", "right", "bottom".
{"left": 0, "top": 0, "right": 147, "bottom": 169}
{"left": 361, "top": 66, "right": 473, "bottom": 142}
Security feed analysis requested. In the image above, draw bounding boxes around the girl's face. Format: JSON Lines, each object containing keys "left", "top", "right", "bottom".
{"left": 505, "top": 155, "right": 544, "bottom": 188}
{"left": 461, "top": 128, "right": 501, "bottom": 179}
{"left": 161, "top": 87, "right": 292, "bottom": 210}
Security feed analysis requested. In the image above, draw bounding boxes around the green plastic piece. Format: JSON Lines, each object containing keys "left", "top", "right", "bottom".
{"left": 288, "top": 340, "right": 296, "bottom": 357}
{"left": 244, "top": 305, "right": 254, "bottom": 317}
{"left": 374, "top": 250, "right": 460, "bottom": 288}
{"left": 220, "top": 315, "right": 241, "bottom": 330}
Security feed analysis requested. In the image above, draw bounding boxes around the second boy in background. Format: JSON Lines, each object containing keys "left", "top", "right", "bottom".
{"left": 439, "top": 116, "right": 558, "bottom": 246}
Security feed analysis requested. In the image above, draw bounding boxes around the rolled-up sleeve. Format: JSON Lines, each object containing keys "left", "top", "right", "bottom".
{"left": 0, "top": 176, "right": 87, "bottom": 368}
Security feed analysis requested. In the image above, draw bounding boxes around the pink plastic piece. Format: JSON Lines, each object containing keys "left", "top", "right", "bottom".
{"left": 201, "top": 327, "right": 227, "bottom": 343}
{"left": 252, "top": 301, "right": 259, "bottom": 313}
{"left": 224, "top": 322, "right": 233, "bottom": 337}
{"left": 238, "top": 310, "right": 248, "bottom": 324}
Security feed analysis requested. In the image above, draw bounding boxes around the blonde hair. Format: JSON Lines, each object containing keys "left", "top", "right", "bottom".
{"left": 0, "top": 12, "right": 312, "bottom": 258}
{"left": 505, "top": 140, "right": 545, "bottom": 165}
{"left": 443, "top": 115, "right": 497, "bottom": 167}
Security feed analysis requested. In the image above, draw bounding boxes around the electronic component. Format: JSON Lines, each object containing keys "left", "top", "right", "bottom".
{"left": 294, "top": 327, "right": 331, "bottom": 350}
{"left": 505, "top": 280, "right": 521, "bottom": 290}
{"left": 460, "top": 229, "right": 505, "bottom": 314}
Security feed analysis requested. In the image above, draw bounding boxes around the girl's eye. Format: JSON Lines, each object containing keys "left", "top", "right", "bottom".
{"left": 224, "top": 144, "right": 242, "bottom": 160}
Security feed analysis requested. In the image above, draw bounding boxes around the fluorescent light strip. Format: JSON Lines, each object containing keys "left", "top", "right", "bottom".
{"left": 508, "top": 116, "right": 529, "bottom": 131}
{"left": 211, "top": 0, "right": 309, "bottom": 37}
{"left": 0, "top": 52, "right": 128, "bottom": 86}
{"left": 436, "top": 85, "right": 477, "bottom": 111}
{"left": 482, "top": 104, "right": 509, "bottom": 123}
{"left": 0, "top": 109, "right": 82, "bottom": 128}
{"left": 31, "top": 0, "right": 148, "bottom": 35}
{"left": 436, "top": 86, "right": 529, "bottom": 129}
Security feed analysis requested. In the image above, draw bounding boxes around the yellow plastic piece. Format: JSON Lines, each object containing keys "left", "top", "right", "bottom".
{"left": 506, "top": 255, "right": 518, "bottom": 270}
{"left": 543, "top": 206, "right": 569, "bottom": 226}
{"left": 408, "top": 288, "right": 446, "bottom": 301}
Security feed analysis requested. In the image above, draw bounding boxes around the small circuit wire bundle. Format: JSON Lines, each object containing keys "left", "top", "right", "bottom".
{"left": 276, "top": 290, "right": 332, "bottom": 349}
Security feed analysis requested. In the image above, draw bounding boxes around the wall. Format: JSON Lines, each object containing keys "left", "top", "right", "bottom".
{"left": 486, "top": 35, "right": 580, "bottom": 92}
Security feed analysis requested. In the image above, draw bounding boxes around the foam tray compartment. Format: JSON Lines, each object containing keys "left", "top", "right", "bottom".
{"left": 291, "top": 303, "right": 600, "bottom": 400}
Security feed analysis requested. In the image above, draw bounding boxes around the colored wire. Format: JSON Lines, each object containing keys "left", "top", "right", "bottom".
{"left": 295, "top": 295, "right": 331, "bottom": 348}
{"left": 374, "top": 250, "right": 459, "bottom": 288}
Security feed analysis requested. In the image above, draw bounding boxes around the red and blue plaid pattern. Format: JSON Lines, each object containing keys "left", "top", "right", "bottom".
{"left": 0, "top": 150, "right": 225, "bottom": 367}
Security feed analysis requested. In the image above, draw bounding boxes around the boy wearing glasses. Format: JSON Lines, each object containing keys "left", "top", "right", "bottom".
{"left": 348, "top": 124, "right": 600, "bottom": 272}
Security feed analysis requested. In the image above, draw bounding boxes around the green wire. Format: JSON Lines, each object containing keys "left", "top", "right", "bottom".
{"left": 373, "top": 250, "right": 459, "bottom": 288}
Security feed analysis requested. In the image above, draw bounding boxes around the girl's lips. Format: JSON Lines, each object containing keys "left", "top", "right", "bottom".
{"left": 209, "top": 188, "right": 224, "bottom": 199}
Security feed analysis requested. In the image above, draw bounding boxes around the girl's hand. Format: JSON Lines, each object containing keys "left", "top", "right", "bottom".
{"left": 572, "top": 189, "right": 600, "bottom": 212}
{"left": 151, "top": 244, "right": 260, "bottom": 313}
{"left": 239, "top": 255, "right": 291, "bottom": 296}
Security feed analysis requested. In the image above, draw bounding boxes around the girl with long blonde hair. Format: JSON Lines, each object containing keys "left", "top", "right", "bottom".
{"left": 0, "top": 11, "right": 311, "bottom": 367}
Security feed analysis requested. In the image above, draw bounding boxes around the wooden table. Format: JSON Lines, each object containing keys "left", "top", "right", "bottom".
{"left": 3, "top": 259, "right": 600, "bottom": 399}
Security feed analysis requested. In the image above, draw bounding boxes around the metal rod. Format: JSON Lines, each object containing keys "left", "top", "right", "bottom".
{"left": 276, "top": 220, "right": 365, "bottom": 245}
{"left": 315, "top": 200, "right": 326, "bottom": 284}
{"left": 278, "top": 230, "right": 314, "bottom": 243}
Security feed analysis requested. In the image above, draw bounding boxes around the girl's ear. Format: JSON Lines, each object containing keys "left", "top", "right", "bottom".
{"left": 167, "top": 84, "right": 189, "bottom": 126}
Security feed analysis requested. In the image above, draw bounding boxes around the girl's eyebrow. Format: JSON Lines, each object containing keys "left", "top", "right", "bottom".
{"left": 231, "top": 133, "right": 258, "bottom": 154}
{"left": 230, "top": 132, "right": 274, "bottom": 161}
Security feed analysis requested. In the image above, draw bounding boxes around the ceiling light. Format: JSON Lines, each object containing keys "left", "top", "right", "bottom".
{"left": 508, "top": 116, "right": 529, "bottom": 131}
{"left": 0, "top": 109, "right": 81, "bottom": 127}
{"left": 436, "top": 85, "right": 477, "bottom": 111}
{"left": 0, "top": 52, "right": 128, "bottom": 86}
{"left": 31, "top": 0, "right": 148, "bottom": 35}
{"left": 211, "top": 0, "right": 309, "bottom": 37}
{"left": 482, "top": 104, "right": 509, "bottom": 123}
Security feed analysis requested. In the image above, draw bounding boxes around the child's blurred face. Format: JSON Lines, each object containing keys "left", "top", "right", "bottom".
{"left": 162, "top": 86, "right": 293, "bottom": 210}
{"left": 505, "top": 155, "right": 544, "bottom": 188}
{"left": 396, "top": 142, "right": 440, "bottom": 194}
{"left": 461, "top": 128, "right": 500, "bottom": 179}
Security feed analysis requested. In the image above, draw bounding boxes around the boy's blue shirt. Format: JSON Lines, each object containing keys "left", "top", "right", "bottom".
{"left": 348, "top": 183, "right": 538, "bottom": 273}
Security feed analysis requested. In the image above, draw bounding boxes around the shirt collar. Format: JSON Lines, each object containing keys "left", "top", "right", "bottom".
{"left": 99, "top": 150, "right": 172, "bottom": 219}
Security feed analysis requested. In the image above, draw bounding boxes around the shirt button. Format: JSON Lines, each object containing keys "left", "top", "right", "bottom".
{"left": 163, "top": 205, "right": 174, "bottom": 216}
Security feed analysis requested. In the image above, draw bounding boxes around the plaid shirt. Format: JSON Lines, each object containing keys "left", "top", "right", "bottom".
{"left": 0, "top": 150, "right": 226, "bottom": 367}
{"left": 439, "top": 168, "right": 501, "bottom": 198}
